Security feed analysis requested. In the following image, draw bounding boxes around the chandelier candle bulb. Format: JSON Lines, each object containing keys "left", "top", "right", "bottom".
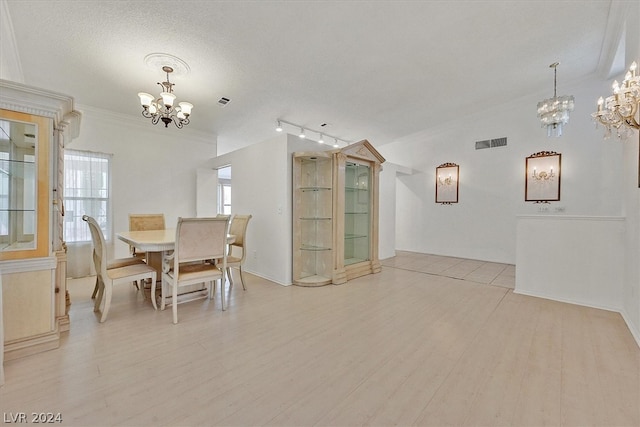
{"left": 592, "top": 59, "right": 640, "bottom": 139}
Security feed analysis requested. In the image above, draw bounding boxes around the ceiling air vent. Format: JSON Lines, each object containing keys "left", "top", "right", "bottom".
{"left": 475, "top": 139, "right": 491, "bottom": 150}
{"left": 217, "top": 97, "right": 231, "bottom": 107}
{"left": 491, "top": 137, "right": 507, "bottom": 148}
{"left": 475, "top": 137, "right": 507, "bottom": 150}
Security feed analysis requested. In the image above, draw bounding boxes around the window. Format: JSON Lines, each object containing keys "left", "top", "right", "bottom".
{"left": 63, "top": 150, "right": 111, "bottom": 243}
{"left": 218, "top": 165, "right": 231, "bottom": 215}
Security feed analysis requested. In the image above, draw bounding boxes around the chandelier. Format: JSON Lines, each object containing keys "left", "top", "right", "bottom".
{"left": 591, "top": 61, "right": 639, "bottom": 140}
{"left": 138, "top": 66, "right": 193, "bottom": 128}
{"left": 537, "top": 62, "right": 575, "bottom": 137}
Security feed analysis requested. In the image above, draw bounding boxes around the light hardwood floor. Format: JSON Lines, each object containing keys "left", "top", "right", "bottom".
{"left": 1, "top": 251, "right": 638, "bottom": 426}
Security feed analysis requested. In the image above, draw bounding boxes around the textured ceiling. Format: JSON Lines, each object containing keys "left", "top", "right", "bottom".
{"left": 5, "top": 0, "right": 615, "bottom": 153}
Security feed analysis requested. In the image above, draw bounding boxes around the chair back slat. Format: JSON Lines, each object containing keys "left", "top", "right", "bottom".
{"left": 175, "top": 217, "right": 229, "bottom": 264}
{"left": 129, "top": 214, "right": 165, "bottom": 232}
{"left": 229, "top": 214, "right": 252, "bottom": 248}
{"left": 83, "top": 215, "right": 107, "bottom": 277}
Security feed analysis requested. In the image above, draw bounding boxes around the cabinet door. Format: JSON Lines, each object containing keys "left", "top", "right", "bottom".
{"left": 293, "top": 154, "right": 333, "bottom": 286}
{"left": 0, "top": 110, "right": 50, "bottom": 260}
{"left": 344, "top": 161, "right": 370, "bottom": 265}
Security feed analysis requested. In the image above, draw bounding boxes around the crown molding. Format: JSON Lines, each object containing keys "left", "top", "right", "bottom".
{"left": 0, "top": 79, "right": 81, "bottom": 140}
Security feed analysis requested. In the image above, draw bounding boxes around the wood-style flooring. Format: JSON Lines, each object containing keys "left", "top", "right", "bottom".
{"left": 1, "top": 251, "right": 638, "bottom": 426}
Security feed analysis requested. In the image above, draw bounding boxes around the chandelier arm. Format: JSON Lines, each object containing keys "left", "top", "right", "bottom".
{"left": 138, "top": 63, "right": 192, "bottom": 129}
{"left": 625, "top": 117, "right": 640, "bottom": 129}
{"left": 627, "top": 101, "right": 640, "bottom": 129}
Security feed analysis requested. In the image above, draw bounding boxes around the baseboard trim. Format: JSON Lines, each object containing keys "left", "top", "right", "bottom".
{"left": 4, "top": 330, "right": 60, "bottom": 361}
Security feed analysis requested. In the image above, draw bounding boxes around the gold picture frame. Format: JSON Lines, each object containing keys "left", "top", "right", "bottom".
{"left": 525, "top": 151, "right": 561, "bottom": 202}
{"left": 435, "top": 163, "right": 459, "bottom": 204}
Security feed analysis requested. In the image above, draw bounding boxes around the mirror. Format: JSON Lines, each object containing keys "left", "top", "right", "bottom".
{"left": 0, "top": 114, "right": 41, "bottom": 252}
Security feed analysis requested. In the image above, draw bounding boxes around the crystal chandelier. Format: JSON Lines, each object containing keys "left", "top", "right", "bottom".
{"left": 138, "top": 66, "right": 193, "bottom": 128}
{"left": 537, "top": 62, "right": 575, "bottom": 137}
{"left": 591, "top": 61, "right": 639, "bottom": 140}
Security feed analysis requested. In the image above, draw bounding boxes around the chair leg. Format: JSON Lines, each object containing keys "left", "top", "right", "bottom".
{"left": 220, "top": 271, "right": 226, "bottom": 311}
{"left": 161, "top": 276, "right": 167, "bottom": 310}
{"left": 239, "top": 266, "right": 247, "bottom": 291}
{"left": 226, "top": 267, "right": 233, "bottom": 288}
{"left": 151, "top": 278, "right": 158, "bottom": 310}
{"left": 91, "top": 276, "right": 99, "bottom": 299}
{"left": 100, "top": 282, "right": 113, "bottom": 323}
{"left": 94, "top": 278, "right": 104, "bottom": 312}
{"left": 172, "top": 283, "right": 179, "bottom": 324}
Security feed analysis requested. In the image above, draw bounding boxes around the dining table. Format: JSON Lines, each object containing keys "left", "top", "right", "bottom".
{"left": 116, "top": 228, "right": 235, "bottom": 304}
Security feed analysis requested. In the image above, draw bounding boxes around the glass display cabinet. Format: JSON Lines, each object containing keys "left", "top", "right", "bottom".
{"left": 292, "top": 140, "right": 384, "bottom": 286}
{"left": 292, "top": 152, "right": 334, "bottom": 286}
{"left": 0, "top": 80, "right": 81, "bottom": 361}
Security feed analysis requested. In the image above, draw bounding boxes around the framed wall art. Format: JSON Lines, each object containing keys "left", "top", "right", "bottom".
{"left": 525, "top": 151, "right": 561, "bottom": 202}
{"left": 435, "top": 162, "right": 459, "bottom": 204}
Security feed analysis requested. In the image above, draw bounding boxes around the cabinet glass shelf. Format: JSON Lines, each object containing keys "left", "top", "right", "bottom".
{"left": 293, "top": 153, "right": 333, "bottom": 286}
{"left": 300, "top": 244, "right": 332, "bottom": 251}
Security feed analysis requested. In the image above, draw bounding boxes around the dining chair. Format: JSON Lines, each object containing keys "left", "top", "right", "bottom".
{"left": 90, "top": 255, "right": 146, "bottom": 299}
{"left": 83, "top": 215, "right": 157, "bottom": 323}
{"left": 128, "top": 213, "right": 165, "bottom": 292}
{"left": 155, "top": 216, "right": 230, "bottom": 324}
{"left": 128, "top": 213, "right": 165, "bottom": 260}
{"left": 225, "top": 214, "right": 252, "bottom": 290}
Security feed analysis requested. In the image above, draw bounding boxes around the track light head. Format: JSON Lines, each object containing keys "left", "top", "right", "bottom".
{"left": 318, "top": 133, "right": 324, "bottom": 144}
{"left": 299, "top": 128, "right": 306, "bottom": 139}
{"left": 275, "top": 120, "right": 283, "bottom": 132}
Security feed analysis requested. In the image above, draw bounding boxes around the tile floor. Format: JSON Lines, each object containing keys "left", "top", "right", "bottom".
{"left": 381, "top": 250, "right": 515, "bottom": 289}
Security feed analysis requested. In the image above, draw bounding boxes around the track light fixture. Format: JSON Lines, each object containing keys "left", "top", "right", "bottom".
{"left": 274, "top": 118, "right": 351, "bottom": 147}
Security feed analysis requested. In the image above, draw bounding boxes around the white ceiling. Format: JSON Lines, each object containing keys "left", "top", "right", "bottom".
{"left": 4, "top": 0, "right": 617, "bottom": 153}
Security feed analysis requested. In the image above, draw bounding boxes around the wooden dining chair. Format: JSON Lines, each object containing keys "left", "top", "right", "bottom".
{"left": 83, "top": 215, "right": 157, "bottom": 323}
{"left": 128, "top": 213, "right": 165, "bottom": 292}
{"left": 128, "top": 213, "right": 165, "bottom": 260}
{"left": 225, "top": 214, "right": 252, "bottom": 290}
{"left": 155, "top": 216, "right": 230, "bottom": 324}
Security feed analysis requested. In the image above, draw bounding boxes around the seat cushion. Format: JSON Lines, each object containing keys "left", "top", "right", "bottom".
{"left": 107, "top": 257, "right": 145, "bottom": 269}
{"left": 107, "top": 263, "right": 156, "bottom": 280}
{"left": 166, "top": 263, "right": 222, "bottom": 283}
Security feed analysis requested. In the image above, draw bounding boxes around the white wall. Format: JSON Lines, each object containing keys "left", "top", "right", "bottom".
{"left": 379, "top": 74, "right": 624, "bottom": 264}
{"left": 621, "top": 1, "right": 640, "bottom": 344}
{"left": 378, "top": 162, "right": 412, "bottom": 260}
{"left": 66, "top": 106, "right": 216, "bottom": 277}
{"left": 515, "top": 215, "right": 625, "bottom": 311}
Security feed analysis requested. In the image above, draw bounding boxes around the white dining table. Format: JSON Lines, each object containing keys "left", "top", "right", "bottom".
{"left": 117, "top": 229, "right": 235, "bottom": 257}
{"left": 116, "top": 229, "right": 235, "bottom": 304}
